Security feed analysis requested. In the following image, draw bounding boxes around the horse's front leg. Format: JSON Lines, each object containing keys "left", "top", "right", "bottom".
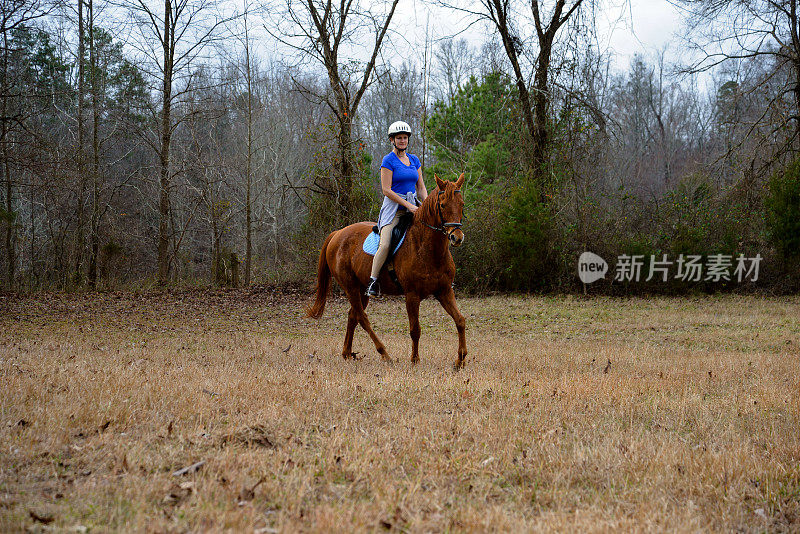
{"left": 405, "top": 292, "right": 421, "bottom": 364}
{"left": 435, "top": 287, "right": 467, "bottom": 370}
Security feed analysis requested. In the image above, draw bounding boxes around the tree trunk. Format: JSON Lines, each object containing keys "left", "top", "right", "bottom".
{"left": 790, "top": 1, "right": 800, "bottom": 145}
{"left": 3, "top": 154, "right": 12, "bottom": 287}
{"left": 245, "top": 144, "right": 252, "bottom": 285}
{"left": 794, "top": 79, "right": 800, "bottom": 144}
{"left": 230, "top": 251, "right": 239, "bottom": 287}
{"left": 244, "top": 19, "right": 252, "bottom": 286}
{"left": 532, "top": 36, "right": 552, "bottom": 183}
{"left": 211, "top": 210, "right": 220, "bottom": 285}
{"left": 303, "top": 0, "right": 398, "bottom": 222}
{"left": 157, "top": 0, "right": 173, "bottom": 285}
{"left": 75, "top": 0, "right": 87, "bottom": 284}
{"left": 338, "top": 116, "right": 354, "bottom": 220}
{"left": 88, "top": 0, "right": 100, "bottom": 289}
{"left": 27, "top": 171, "right": 34, "bottom": 288}
{"left": 2, "top": 28, "right": 14, "bottom": 287}
{"left": 490, "top": 0, "right": 537, "bottom": 156}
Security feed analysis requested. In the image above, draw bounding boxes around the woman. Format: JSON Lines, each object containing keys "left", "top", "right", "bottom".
{"left": 366, "top": 120, "right": 429, "bottom": 297}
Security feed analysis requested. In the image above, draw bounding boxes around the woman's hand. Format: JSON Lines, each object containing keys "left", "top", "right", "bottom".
{"left": 406, "top": 202, "right": 418, "bottom": 213}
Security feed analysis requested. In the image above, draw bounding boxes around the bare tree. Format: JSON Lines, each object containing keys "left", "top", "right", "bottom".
{"left": 227, "top": 1, "right": 262, "bottom": 285}
{"left": 124, "top": 0, "right": 231, "bottom": 284}
{"left": 241, "top": 6, "right": 253, "bottom": 285}
{"left": 86, "top": 0, "right": 103, "bottom": 288}
{"left": 677, "top": 0, "right": 800, "bottom": 148}
{"left": 442, "top": 0, "right": 592, "bottom": 194}
{"left": 1, "top": 0, "right": 57, "bottom": 287}
{"left": 75, "top": 0, "right": 87, "bottom": 283}
{"left": 360, "top": 61, "right": 424, "bottom": 169}
{"left": 433, "top": 37, "right": 475, "bottom": 102}
{"left": 268, "top": 0, "right": 399, "bottom": 221}
{"left": 607, "top": 53, "right": 705, "bottom": 196}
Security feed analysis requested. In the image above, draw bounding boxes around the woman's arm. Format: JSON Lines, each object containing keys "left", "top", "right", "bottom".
{"left": 415, "top": 167, "right": 428, "bottom": 202}
{"left": 381, "top": 167, "right": 418, "bottom": 212}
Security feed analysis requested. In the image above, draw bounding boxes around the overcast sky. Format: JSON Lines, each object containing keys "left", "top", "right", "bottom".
{"left": 602, "top": 0, "right": 685, "bottom": 62}
{"left": 390, "top": 0, "right": 687, "bottom": 70}
{"left": 245, "top": 0, "right": 693, "bottom": 86}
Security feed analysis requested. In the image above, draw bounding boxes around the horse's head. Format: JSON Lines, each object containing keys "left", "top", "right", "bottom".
{"left": 434, "top": 173, "right": 465, "bottom": 247}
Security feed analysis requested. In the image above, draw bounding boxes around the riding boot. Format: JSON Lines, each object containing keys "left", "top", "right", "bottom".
{"left": 366, "top": 277, "right": 380, "bottom": 297}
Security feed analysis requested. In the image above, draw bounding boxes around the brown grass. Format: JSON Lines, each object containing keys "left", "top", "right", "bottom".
{"left": 1, "top": 290, "right": 798, "bottom": 532}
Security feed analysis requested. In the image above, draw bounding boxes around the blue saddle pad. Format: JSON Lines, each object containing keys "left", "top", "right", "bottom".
{"left": 362, "top": 230, "right": 406, "bottom": 256}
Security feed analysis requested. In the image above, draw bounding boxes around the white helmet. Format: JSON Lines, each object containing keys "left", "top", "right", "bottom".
{"left": 387, "top": 121, "right": 412, "bottom": 138}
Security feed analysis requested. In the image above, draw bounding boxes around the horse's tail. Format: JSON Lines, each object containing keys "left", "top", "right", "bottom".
{"left": 306, "top": 231, "right": 335, "bottom": 319}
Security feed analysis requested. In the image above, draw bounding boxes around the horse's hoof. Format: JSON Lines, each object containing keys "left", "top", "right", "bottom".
{"left": 453, "top": 360, "right": 464, "bottom": 372}
{"left": 411, "top": 357, "right": 419, "bottom": 366}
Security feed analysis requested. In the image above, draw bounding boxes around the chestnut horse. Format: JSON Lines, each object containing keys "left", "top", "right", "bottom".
{"left": 307, "top": 174, "right": 468, "bottom": 370}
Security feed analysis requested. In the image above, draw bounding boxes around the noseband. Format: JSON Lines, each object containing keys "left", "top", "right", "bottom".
{"left": 423, "top": 189, "right": 463, "bottom": 236}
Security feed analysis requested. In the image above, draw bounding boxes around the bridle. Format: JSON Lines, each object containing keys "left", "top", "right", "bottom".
{"left": 422, "top": 189, "right": 463, "bottom": 237}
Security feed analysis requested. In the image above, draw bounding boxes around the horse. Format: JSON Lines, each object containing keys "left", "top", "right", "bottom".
{"left": 307, "top": 173, "right": 468, "bottom": 370}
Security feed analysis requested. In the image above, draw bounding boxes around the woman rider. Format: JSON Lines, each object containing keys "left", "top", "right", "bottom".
{"left": 366, "top": 121, "right": 429, "bottom": 297}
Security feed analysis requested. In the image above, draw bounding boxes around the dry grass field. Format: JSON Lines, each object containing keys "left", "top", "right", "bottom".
{"left": 1, "top": 289, "right": 799, "bottom": 532}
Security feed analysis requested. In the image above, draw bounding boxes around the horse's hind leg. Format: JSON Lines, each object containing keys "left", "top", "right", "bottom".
{"left": 346, "top": 289, "right": 391, "bottom": 364}
{"left": 341, "top": 307, "right": 358, "bottom": 359}
{"left": 435, "top": 287, "right": 467, "bottom": 371}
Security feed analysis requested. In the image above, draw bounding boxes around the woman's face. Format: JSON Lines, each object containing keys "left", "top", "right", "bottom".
{"left": 393, "top": 134, "right": 409, "bottom": 150}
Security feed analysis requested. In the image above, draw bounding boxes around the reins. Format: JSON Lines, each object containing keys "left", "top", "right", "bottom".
{"left": 421, "top": 189, "right": 463, "bottom": 236}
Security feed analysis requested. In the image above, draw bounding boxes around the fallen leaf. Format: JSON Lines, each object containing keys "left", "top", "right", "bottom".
{"left": 221, "top": 425, "right": 275, "bottom": 449}
{"left": 163, "top": 483, "right": 193, "bottom": 506}
{"left": 29, "top": 509, "right": 54, "bottom": 524}
{"left": 238, "top": 477, "right": 265, "bottom": 502}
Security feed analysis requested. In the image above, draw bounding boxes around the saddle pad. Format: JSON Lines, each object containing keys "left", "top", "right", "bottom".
{"left": 362, "top": 231, "right": 406, "bottom": 257}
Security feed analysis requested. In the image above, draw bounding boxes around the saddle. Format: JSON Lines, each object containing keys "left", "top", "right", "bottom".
{"left": 373, "top": 212, "right": 413, "bottom": 258}
{"left": 362, "top": 211, "right": 414, "bottom": 259}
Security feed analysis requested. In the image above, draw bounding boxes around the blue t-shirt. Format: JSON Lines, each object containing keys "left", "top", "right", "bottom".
{"left": 380, "top": 152, "right": 421, "bottom": 196}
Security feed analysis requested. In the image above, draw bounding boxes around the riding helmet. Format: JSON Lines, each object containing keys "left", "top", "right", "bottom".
{"left": 387, "top": 121, "right": 412, "bottom": 138}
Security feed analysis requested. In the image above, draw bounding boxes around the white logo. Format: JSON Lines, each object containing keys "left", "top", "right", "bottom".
{"left": 578, "top": 251, "right": 608, "bottom": 284}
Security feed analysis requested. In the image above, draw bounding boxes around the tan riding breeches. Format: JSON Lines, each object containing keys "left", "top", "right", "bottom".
{"left": 370, "top": 212, "right": 403, "bottom": 279}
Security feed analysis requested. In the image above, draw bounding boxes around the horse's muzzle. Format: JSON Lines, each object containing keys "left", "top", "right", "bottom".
{"left": 448, "top": 229, "right": 464, "bottom": 247}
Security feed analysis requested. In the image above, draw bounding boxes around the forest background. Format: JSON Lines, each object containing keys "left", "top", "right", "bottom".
{"left": 2, "top": 0, "right": 800, "bottom": 294}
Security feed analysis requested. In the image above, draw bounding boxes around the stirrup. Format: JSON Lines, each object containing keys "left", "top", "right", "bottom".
{"left": 366, "top": 278, "right": 380, "bottom": 297}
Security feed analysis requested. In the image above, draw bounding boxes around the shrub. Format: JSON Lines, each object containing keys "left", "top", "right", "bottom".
{"left": 766, "top": 158, "right": 800, "bottom": 263}
{"left": 497, "top": 184, "right": 554, "bottom": 291}
{"left": 452, "top": 182, "right": 504, "bottom": 293}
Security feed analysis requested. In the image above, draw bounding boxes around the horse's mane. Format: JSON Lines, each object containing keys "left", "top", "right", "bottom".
{"left": 414, "top": 187, "right": 441, "bottom": 226}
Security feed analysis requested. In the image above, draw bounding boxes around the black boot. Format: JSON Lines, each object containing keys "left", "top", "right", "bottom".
{"left": 366, "top": 277, "right": 380, "bottom": 297}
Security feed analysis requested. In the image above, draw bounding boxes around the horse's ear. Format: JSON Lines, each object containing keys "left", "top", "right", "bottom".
{"left": 455, "top": 173, "right": 465, "bottom": 189}
{"left": 435, "top": 174, "right": 446, "bottom": 190}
